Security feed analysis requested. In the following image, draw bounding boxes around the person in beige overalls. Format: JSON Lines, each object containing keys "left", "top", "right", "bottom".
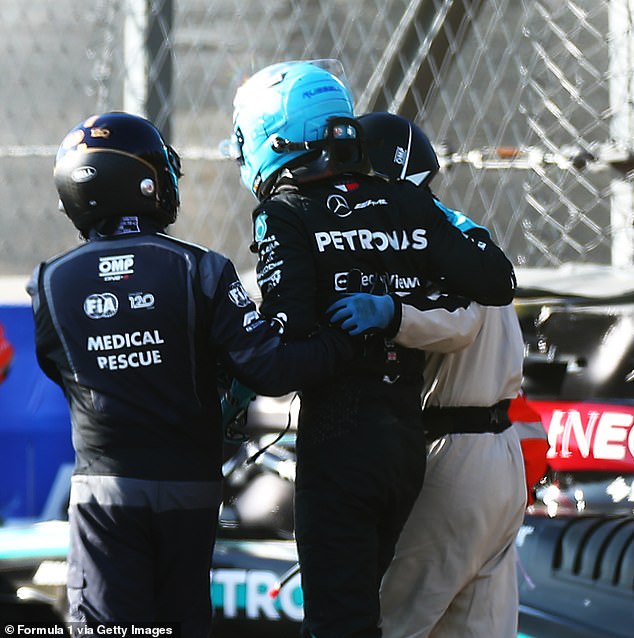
{"left": 329, "top": 112, "right": 549, "bottom": 638}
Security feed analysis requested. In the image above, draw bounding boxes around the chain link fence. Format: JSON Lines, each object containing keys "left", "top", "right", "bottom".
{"left": 1, "top": 0, "right": 632, "bottom": 277}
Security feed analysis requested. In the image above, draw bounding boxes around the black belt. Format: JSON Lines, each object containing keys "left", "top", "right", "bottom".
{"left": 423, "top": 399, "right": 511, "bottom": 439}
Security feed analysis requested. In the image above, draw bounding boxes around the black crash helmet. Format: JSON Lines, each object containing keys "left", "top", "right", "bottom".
{"left": 358, "top": 111, "right": 439, "bottom": 187}
{"left": 54, "top": 111, "right": 182, "bottom": 234}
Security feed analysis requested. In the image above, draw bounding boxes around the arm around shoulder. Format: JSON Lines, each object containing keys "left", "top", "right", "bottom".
{"left": 395, "top": 297, "right": 484, "bottom": 353}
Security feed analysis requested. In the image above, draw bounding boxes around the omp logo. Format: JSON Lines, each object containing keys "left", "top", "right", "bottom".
{"left": 84, "top": 293, "right": 118, "bottom": 319}
{"left": 71, "top": 166, "right": 97, "bottom": 183}
{"left": 128, "top": 292, "right": 155, "bottom": 310}
{"left": 394, "top": 146, "right": 408, "bottom": 166}
{"left": 315, "top": 228, "right": 427, "bottom": 253}
{"left": 99, "top": 254, "right": 135, "bottom": 281}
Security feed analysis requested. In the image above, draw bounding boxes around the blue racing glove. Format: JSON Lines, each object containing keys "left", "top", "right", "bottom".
{"left": 327, "top": 293, "right": 396, "bottom": 336}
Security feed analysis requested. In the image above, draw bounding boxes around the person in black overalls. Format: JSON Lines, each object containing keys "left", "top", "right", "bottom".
{"left": 328, "top": 112, "right": 545, "bottom": 638}
{"left": 28, "top": 112, "right": 353, "bottom": 635}
{"left": 227, "top": 60, "right": 517, "bottom": 638}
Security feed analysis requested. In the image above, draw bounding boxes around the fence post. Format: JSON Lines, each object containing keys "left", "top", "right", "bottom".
{"left": 123, "top": 0, "right": 173, "bottom": 141}
{"left": 609, "top": 0, "right": 634, "bottom": 267}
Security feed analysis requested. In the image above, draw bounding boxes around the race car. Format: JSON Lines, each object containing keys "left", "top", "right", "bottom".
{"left": 510, "top": 265, "right": 634, "bottom": 637}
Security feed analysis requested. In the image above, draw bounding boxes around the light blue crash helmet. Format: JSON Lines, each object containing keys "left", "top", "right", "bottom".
{"left": 227, "top": 59, "right": 356, "bottom": 200}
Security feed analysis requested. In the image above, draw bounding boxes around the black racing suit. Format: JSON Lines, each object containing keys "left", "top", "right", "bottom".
{"left": 28, "top": 218, "right": 351, "bottom": 632}
{"left": 251, "top": 175, "right": 515, "bottom": 638}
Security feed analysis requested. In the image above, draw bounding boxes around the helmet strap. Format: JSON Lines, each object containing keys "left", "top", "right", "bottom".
{"left": 283, "top": 117, "right": 372, "bottom": 185}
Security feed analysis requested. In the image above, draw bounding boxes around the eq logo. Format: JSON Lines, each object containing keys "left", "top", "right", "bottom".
{"left": 333, "top": 271, "right": 349, "bottom": 291}
{"left": 99, "top": 254, "right": 135, "bottom": 281}
{"left": 84, "top": 293, "right": 119, "bottom": 319}
{"left": 128, "top": 292, "right": 155, "bottom": 310}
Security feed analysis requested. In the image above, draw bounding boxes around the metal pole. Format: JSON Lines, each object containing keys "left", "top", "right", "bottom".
{"left": 123, "top": 0, "right": 148, "bottom": 118}
{"left": 609, "top": 0, "right": 634, "bottom": 267}
{"left": 123, "top": 0, "right": 173, "bottom": 141}
{"left": 147, "top": 0, "right": 174, "bottom": 142}
{"left": 356, "top": 0, "right": 484, "bottom": 121}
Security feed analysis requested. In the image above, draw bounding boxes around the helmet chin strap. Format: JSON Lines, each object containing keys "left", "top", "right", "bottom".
{"left": 270, "top": 116, "right": 363, "bottom": 155}
{"left": 289, "top": 148, "right": 369, "bottom": 185}
{"left": 271, "top": 137, "right": 317, "bottom": 153}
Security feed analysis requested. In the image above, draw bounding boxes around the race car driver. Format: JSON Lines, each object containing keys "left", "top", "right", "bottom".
{"left": 328, "top": 112, "right": 548, "bottom": 638}
{"left": 227, "top": 60, "right": 517, "bottom": 638}
{"left": 27, "top": 111, "right": 354, "bottom": 634}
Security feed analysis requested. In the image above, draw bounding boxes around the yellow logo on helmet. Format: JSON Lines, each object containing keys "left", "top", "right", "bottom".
{"left": 91, "top": 127, "right": 111, "bottom": 139}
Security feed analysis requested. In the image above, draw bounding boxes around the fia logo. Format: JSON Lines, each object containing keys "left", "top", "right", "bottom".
{"left": 228, "top": 281, "right": 251, "bottom": 308}
{"left": 84, "top": 293, "right": 119, "bottom": 319}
